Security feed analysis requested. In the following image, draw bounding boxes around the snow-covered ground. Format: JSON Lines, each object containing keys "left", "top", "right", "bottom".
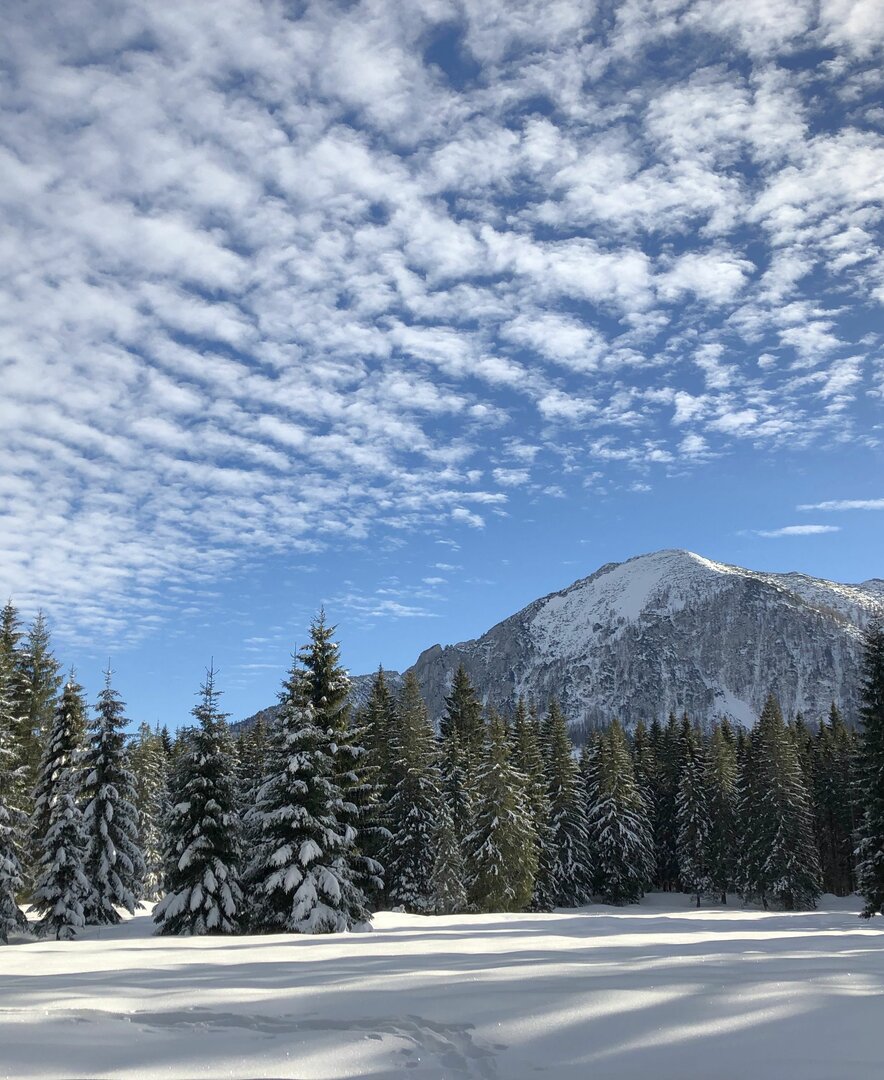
{"left": 2, "top": 894, "right": 882, "bottom": 1079}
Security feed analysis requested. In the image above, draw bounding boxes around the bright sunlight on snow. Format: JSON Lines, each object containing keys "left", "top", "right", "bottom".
{"left": 3, "top": 894, "right": 882, "bottom": 1080}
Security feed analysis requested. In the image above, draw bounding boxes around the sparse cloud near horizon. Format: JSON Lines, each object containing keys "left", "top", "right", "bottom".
{"left": 755, "top": 525, "right": 842, "bottom": 538}
{"left": 0, "top": 0, "right": 882, "bottom": 651}
{"left": 798, "top": 499, "right": 884, "bottom": 512}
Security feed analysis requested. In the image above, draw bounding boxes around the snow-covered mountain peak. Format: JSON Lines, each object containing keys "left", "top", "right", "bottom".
{"left": 528, "top": 549, "right": 741, "bottom": 654}
{"left": 409, "top": 549, "right": 881, "bottom": 730}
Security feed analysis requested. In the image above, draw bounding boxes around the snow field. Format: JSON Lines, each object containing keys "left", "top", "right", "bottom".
{"left": 1, "top": 893, "right": 882, "bottom": 1080}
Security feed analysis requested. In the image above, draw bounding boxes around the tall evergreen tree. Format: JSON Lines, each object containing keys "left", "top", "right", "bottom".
{"left": 439, "top": 666, "right": 483, "bottom": 849}
{"left": 705, "top": 721, "right": 738, "bottom": 903}
{"left": 19, "top": 613, "right": 63, "bottom": 789}
{"left": 154, "top": 666, "right": 243, "bottom": 936}
{"left": 384, "top": 672, "right": 443, "bottom": 913}
{"left": 741, "top": 693, "right": 821, "bottom": 910}
{"left": 130, "top": 723, "right": 169, "bottom": 903}
{"left": 584, "top": 720, "right": 653, "bottom": 904}
{"left": 430, "top": 800, "right": 468, "bottom": 914}
{"left": 540, "top": 700, "right": 591, "bottom": 906}
{"left": 31, "top": 677, "right": 87, "bottom": 861}
{"left": 247, "top": 630, "right": 368, "bottom": 934}
{"left": 80, "top": 669, "right": 145, "bottom": 924}
{"left": 814, "top": 704, "right": 858, "bottom": 896}
{"left": 652, "top": 713, "right": 681, "bottom": 891}
{"left": 299, "top": 613, "right": 379, "bottom": 908}
{"left": 856, "top": 623, "right": 884, "bottom": 918}
{"left": 510, "top": 697, "right": 552, "bottom": 910}
{"left": 30, "top": 677, "right": 89, "bottom": 940}
{"left": 675, "top": 720, "right": 711, "bottom": 906}
{"left": 467, "top": 709, "right": 537, "bottom": 912}
{"left": 0, "top": 655, "right": 27, "bottom": 942}
{"left": 0, "top": 603, "right": 27, "bottom": 800}
{"left": 355, "top": 668, "right": 397, "bottom": 907}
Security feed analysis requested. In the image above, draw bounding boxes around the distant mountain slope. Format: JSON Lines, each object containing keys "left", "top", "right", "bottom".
{"left": 410, "top": 550, "right": 881, "bottom": 729}
{"left": 238, "top": 550, "right": 882, "bottom": 732}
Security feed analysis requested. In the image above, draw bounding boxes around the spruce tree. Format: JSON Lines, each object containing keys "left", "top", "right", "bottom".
{"left": 584, "top": 720, "right": 653, "bottom": 904}
{"left": 80, "top": 669, "right": 145, "bottom": 924}
{"left": 856, "top": 623, "right": 884, "bottom": 918}
{"left": 814, "top": 704, "right": 858, "bottom": 896}
{"left": 741, "top": 693, "right": 821, "bottom": 910}
{"left": 0, "top": 603, "right": 28, "bottom": 810}
{"left": 30, "top": 678, "right": 89, "bottom": 940}
{"left": 540, "top": 700, "right": 591, "bottom": 906}
{"left": 430, "top": 800, "right": 468, "bottom": 914}
{"left": 675, "top": 720, "right": 711, "bottom": 906}
{"left": 355, "top": 668, "right": 397, "bottom": 907}
{"left": 154, "top": 666, "right": 243, "bottom": 935}
{"left": 467, "top": 709, "right": 537, "bottom": 912}
{"left": 384, "top": 672, "right": 443, "bottom": 913}
{"left": 19, "top": 613, "right": 63, "bottom": 789}
{"left": 510, "top": 697, "right": 552, "bottom": 910}
{"left": 247, "top": 639, "right": 367, "bottom": 933}
{"left": 706, "top": 721, "right": 738, "bottom": 903}
{"left": 31, "top": 677, "right": 86, "bottom": 861}
{"left": 32, "top": 786, "right": 88, "bottom": 940}
{"left": 130, "top": 723, "right": 169, "bottom": 903}
{"left": 299, "top": 613, "right": 378, "bottom": 912}
{"left": 439, "top": 666, "right": 483, "bottom": 848}
{"left": 652, "top": 713, "right": 681, "bottom": 891}
{"left": 0, "top": 655, "right": 27, "bottom": 942}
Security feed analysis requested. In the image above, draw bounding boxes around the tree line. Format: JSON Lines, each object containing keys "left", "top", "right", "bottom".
{"left": 2, "top": 601, "right": 884, "bottom": 942}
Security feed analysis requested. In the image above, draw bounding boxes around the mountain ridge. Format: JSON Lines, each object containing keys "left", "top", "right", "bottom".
{"left": 238, "top": 549, "right": 882, "bottom": 732}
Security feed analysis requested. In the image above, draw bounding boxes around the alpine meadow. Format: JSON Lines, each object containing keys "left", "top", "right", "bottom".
{"left": 1, "top": 1, "right": 883, "bottom": 1078}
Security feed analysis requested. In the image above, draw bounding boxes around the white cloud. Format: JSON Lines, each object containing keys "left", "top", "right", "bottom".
{"left": 0, "top": 0, "right": 879, "bottom": 646}
{"left": 756, "top": 524, "right": 842, "bottom": 537}
{"left": 798, "top": 498, "right": 884, "bottom": 511}
{"left": 451, "top": 507, "right": 485, "bottom": 529}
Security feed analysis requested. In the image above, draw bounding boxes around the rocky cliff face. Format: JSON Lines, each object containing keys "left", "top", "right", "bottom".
{"left": 407, "top": 550, "right": 882, "bottom": 730}
{"left": 238, "top": 550, "right": 882, "bottom": 732}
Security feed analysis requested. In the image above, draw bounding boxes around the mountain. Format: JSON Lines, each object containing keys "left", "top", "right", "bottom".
{"left": 239, "top": 550, "right": 882, "bottom": 732}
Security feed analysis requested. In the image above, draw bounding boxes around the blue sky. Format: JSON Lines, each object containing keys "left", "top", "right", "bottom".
{"left": 1, "top": 0, "right": 882, "bottom": 727}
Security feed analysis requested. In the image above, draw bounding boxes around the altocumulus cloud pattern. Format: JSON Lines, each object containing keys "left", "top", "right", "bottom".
{"left": 0, "top": 0, "right": 882, "bottom": 643}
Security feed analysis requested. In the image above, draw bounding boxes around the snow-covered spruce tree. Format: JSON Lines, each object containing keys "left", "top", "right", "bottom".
{"left": 675, "top": 719, "right": 712, "bottom": 906}
{"left": 430, "top": 799, "right": 468, "bottom": 914}
{"left": 0, "top": 655, "right": 27, "bottom": 942}
{"left": 0, "top": 603, "right": 28, "bottom": 797}
{"left": 80, "top": 669, "right": 146, "bottom": 924}
{"left": 814, "top": 704, "right": 858, "bottom": 897}
{"left": 31, "top": 676, "right": 86, "bottom": 866}
{"left": 467, "top": 709, "right": 537, "bottom": 913}
{"left": 440, "top": 665, "right": 483, "bottom": 849}
{"left": 741, "top": 693, "right": 821, "bottom": 910}
{"left": 302, "top": 613, "right": 379, "bottom": 911}
{"left": 510, "top": 697, "right": 552, "bottom": 911}
{"left": 584, "top": 720, "right": 653, "bottom": 904}
{"left": 856, "top": 623, "right": 884, "bottom": 918}
{"left": 32, "top": 783, "right": 89, "bottom": 940}
{"left": 19, "top": 613, "right": 63, "bottom": 793}
{"left": 153, "top": 666, "right": 243, "bottom": 936}
{"left": 540, "top": 700, "right": 591, "bottom": 906}
{"left": 384, "top": 672, "right": 443, "bottom": 913}
{"left": 130, "top": 723, "right": 169, "bottom": 903}
{"left": 247, "top": 642, "right": 368, "bottom": 934}
{"left": 705, "top": 721, "right": 738, "bottom": 903}
{"left": 30, "top": 677, "right": 89, "bottom": 940}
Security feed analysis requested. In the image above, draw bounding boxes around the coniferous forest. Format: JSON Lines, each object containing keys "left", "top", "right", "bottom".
{"left": 2, "top": 598, "right": 884, "bottom": 943}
